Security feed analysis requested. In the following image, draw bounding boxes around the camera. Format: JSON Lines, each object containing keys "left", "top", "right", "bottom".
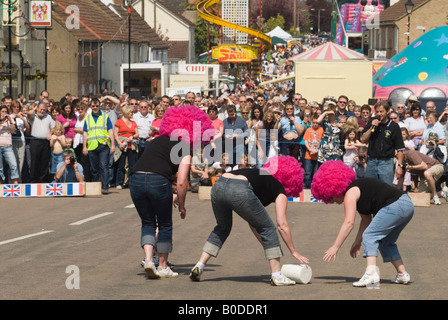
{"left": 358, "top": 154, "right": 366, "bottom": 161}
{"left": 70, "top": 156, "right": 76, "bottom": 165}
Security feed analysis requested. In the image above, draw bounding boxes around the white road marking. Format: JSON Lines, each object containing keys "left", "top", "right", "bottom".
{"left": 0, "top": 230, "right": 54, "bottom": 246}
{"left": 69, "top": 212, "right": 114, "bottom": 226}
{"left": 124, "top": 204, "right": 135, "bottom": 208}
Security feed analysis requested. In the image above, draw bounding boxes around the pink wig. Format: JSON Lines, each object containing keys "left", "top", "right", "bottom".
{"left": 262, "top": 156, "right": 304, "bottom": 198}
{"left": 159, "top": 105, "right": 214, "bottom": 147}
{"left": 311, "top": 160, "right": 356, "bottom": 203}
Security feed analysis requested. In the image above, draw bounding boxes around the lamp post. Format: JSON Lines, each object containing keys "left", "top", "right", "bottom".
{"left": 405, "top": 0, "right": 414, "bottom": 46}
{"left": 318, "top": 9, "right": 326, "bottom": 35}
{"left": 127, "top": 0, "right": 132, "bottom": 95}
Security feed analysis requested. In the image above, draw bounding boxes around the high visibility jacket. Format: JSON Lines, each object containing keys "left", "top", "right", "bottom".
{"left": 85, "top": 112, "right": 110, "bottom": 151}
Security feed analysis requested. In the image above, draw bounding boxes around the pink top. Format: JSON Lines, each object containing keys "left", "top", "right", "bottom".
{"left": 56, "top": 114, "right": 78, "bottom": 139}
{"left": 0, "top": 121, "right": 12, "bottom": 145}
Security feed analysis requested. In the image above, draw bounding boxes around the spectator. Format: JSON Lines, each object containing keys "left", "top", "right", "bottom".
{"left": 438, "top": 106, "right": 448, "bottom": 126}
{"left": 336, "top": 95, "right": 355, "bottom": 120}
{"left": 83, "top": 98, "right": 116, "bottom": 195}
{"left": 56, "top": 101, "right": 77, "bottom": 139}
{"left": 393, "top": 128, "right": 415, "bottom": 191}
{"left": 352, "top": 146, "right": 368, "bottom": 179}
{"left": 343, "top": 128, "right": 367, "bottom": 168}
{"left": 222, "top": 105, "right": 248, "bottom": 167}
{"left": 50, "top": 121, "right": 67, "bottom": 179}
{"left": 114, "top": 105, "right": 139, "bottom": 190}
{"left": 212, "top": 152, "right": 232, "bottom": 173}
{"left": 190, "top": 146, "right": 214, "bottom": 193}
{"left": 247, "top": 104, "right": 263, "bottom": 166}
{"left": 404, "top": 102, "right": 426, "bottom": 148}
{"left": 0, "top": 105, "right": 20, "bottom": 184}
{"left": 425, "top": 100, "right": 437, "bottom": 114}
{"left": 303, "top": 113, "right": 324, "bottom": 188}
{"left": 400, "top": 149, "right": 445, "bottom": 205}
{"left": 316, "top": 103, "right": 343, "bottom": 164}
{"left": 149, "top": 105, "right": 165, "bottom": 139}
{"left": 73, "top": 102, "right": 91, "bottom": 182}
{"left": 420, "top": 111, "right": 447, "bottom": 157}
{"left": 54, "top": 149, "right": 84, "bottom": 183}
{"left": 395, "top": 102, "right": 406, "bottom": 121}
{"left": 361, "top": 101, "right": 405, "bottom": 185}
{"left": 206, "top": 105, "right": 223, "bottom": 159}
{"left": 357, "top": 104, "right": 372, "bottom": 133}
{"left": 276, "top": 101, "right": 303, "bottom": 160}
{"left": 255, "top": 110, "right": 277, "bottom": 167}
{"left": 28, "top": 102, "right": 55, "bottom": 183}
{"left": 9, "top": 100, "right": 30, "bottom": 182}
{"left": 133, "top": 100, "right": 155, "bottom": 158}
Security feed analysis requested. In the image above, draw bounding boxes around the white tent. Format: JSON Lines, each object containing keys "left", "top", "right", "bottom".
{"left": 266, "top": 26, "right": 292, "bottom": 40}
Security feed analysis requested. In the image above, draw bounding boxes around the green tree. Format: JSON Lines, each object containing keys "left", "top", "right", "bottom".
{"left": 194, "top": 17, "right": 218, "bottom": 57}
{"left": 263, "top": 13, "right": 286, "bottom": 33}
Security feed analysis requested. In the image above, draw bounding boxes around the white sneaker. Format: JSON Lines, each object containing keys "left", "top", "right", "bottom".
{"left": 441, "top": 186, "right": 448, "bottom": 202}
{"left": 116, "top": 185, "right": 123, "bottom": 190}
{"left": 433, "top": 195, "right": 441, "bottom": 205}
{"left": 391, "top": 273, "right": 411, "bottom": 284}
{"left": 190, "top": 265, "right": 203, "bottom": 282}
{"left": 156, "top": 266, "right": 179, "bottom": 278}
{"left": 353, "top": 272, "right": 380, "bottom": 287}
{"left": 270, "top": 274, "right": 296, "bottom": 286}
{"left": 143, "top": 260, "right": 160, "bottom": 279}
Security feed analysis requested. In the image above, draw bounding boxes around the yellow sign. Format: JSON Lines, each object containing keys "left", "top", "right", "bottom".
{"left": 212, "top": 45, "right": 258, "bottom": 63}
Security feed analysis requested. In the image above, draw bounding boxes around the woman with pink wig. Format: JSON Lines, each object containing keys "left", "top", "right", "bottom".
{"left": 130, "top": 105, "right": 214, "bottom": 279}
{"left": 190, "top": 156, "right": 309, "bottom": 286}
{"left": 311, "top": 160, "right": 414, "bottom": 287}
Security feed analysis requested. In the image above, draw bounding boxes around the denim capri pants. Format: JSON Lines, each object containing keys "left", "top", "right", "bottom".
{"left": 362, "top": 194, "right": 414, "bottom": 262}
{"left": 130, "top": 172, "right": 173, "bottom": 253}
{"left": 203, "top": 176, "right": 283, "bottom": 260}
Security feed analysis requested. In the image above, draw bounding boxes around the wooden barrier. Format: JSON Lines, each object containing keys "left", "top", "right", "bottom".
{"left": 198, "top": 186, "right": 432, "bottom": 207}
{"left": 0, "top": 182, "right": 102, "bottom": 198}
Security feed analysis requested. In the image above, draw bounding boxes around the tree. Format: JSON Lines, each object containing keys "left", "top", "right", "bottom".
{"left": 194, "top": 17, "right": 218, "bottom": 57}
{"left": 263, "top": 13, "right": 286, "bottom": 33}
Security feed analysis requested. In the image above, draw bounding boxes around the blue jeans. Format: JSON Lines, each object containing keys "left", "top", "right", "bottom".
{"left": 0, "top": 145, "right": 19, "bottom": 181}
{"left": 130, "top": 173, "right": 173, "bottom": 253}
{"left": 115, "top": 149, "right": 137, "bottom": 187}
{"left": 365, "top": 157, "right": 395, "bottom": 185}
{"left": 303, "top": 158, "right": 319, "bottom": 189}
{"left": 203, "top": 176, "right": 283, "bottom": 260}
{"left": 88, "top": 144, "right": 110, "bottom": 190}
{"left": 362, "top": 194, "right": 414, "bottom": 262}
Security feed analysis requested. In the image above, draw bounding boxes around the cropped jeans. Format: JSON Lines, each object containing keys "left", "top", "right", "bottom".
{"left": 203, "top": 176, "right": 283, "bottom": 260}
{"left": 0, "top": 145, "right": 19, "bottom": 181}
{"left": 362, "top": 194, "right": 414, "bottom": 262}
{"left": 130, "top": 172, "right": 173, "bottom": 253}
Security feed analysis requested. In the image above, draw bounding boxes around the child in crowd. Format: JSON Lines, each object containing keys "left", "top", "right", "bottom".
{"left": 303, "top": 114, "right": 324, "bottom": 189}
{"left": 343, "top": 127, "right": 366, "bottom": 168}
{"left": 50, "top": 121, "right": 66, "bottom": 178}
{"left": 393, "top": 127, "right": 416, "bottom": 191}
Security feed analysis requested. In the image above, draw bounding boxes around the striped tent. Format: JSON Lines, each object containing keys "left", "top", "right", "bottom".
{"left": 290, "top": 42, "right": 366, "bottom": 61}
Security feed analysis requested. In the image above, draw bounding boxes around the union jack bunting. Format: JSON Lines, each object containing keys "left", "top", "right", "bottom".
{"left": 3, "top": 184, "right": 21, "bottom": 197}
{"left": 46, "top": 183, "right": 63, "bottom": 196}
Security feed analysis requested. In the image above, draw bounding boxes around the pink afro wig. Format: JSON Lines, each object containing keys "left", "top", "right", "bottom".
{"left": 159, "top": 105, "right": 214, "bottom": 147}
{"left": 311, "top": 160, "right": 356, "bottom": 203}
{"left": 262, "top": 156, "right": 304, "bottom": 198}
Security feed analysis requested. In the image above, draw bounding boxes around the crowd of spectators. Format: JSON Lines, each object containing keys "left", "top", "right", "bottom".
{"left": 0, "top": 78, "right": 447, "bottom": 203}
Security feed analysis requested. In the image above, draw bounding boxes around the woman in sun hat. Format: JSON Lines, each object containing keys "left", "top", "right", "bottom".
{"left": 311, "top": 160, "right": 414, "bottom": 287}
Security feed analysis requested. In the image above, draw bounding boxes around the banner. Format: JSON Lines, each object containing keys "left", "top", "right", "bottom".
{"left": 30, "top": 0, "right": 52, "bottom": 27}
{"left": 212, "top": 44, "right": 258, "bottom": 63}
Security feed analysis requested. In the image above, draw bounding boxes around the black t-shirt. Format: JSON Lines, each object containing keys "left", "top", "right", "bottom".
{"left": 232, "top": 168, "right": 286, "bottom": 206}
{"left": 362, "top": 119, "right": 404, "bottom": 158}
{"left": 131, "top": 135, "right": 191, "bottom": 182}
{"left": 347, "top": 178, "right": 404, "bottom": 216}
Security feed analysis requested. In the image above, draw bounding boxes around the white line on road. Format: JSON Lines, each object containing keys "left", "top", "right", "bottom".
{"left": 124, "top": 204, "right": 134, "bottom": 208}
{"left": 0, "top": 230, "right": 54, "bottom": 246}
{"left": 69, "top": 212, "right": 114, "bottom": 226}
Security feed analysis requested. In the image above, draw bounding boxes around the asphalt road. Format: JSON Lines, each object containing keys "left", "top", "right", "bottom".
{"left": 1, "top": 188, "right": 447, "bottom": 304}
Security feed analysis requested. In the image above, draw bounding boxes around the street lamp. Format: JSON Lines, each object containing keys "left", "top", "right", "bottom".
{"left": 405, "top": 0, "right": 414, "bottom": 45}
{"left": 318, "top": 9, "right": 326, "bottom": 35}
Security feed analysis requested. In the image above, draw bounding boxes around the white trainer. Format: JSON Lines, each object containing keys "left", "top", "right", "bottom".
{"left": 353, "top": 272, "right": 380, "bottom": 287}
{"left": 157, "top": 266, "right": 179, "bottom": 278}
{"left": 391, "top": 273, "right": 411, "bottom": 284}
